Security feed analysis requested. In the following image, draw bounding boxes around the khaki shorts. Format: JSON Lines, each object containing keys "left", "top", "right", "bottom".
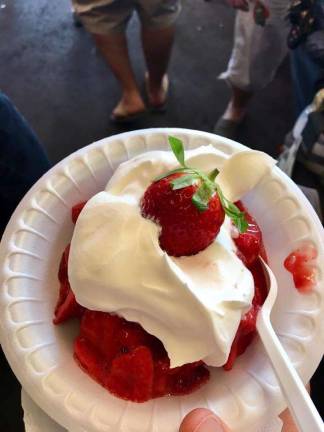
{"left": 72, "top": 0, "right": 181, "bottom": 34}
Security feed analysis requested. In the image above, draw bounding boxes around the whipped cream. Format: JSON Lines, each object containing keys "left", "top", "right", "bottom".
{"left": 69, "top": 146, "right": 274, "bottom": 368}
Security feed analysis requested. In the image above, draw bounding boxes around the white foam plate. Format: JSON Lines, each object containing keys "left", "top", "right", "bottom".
{"left": 0, "top": 129, "right": 323, "bottom": 432}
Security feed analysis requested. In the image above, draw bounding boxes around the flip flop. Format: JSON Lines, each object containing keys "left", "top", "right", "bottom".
{"left": 110, "top": 107, "right": 147, "bottom": 124}
{"left": 213, "top": 117, "right": 241, "bottom": 140}
{"left": 145, "top": 73, "right": 169, "bottom": 113}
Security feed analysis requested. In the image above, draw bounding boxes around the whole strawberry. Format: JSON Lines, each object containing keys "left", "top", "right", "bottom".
{"left": 141, "top": 172, "right": 225, "bottom": 256}
{"left": 141, "top": 136, "right": 247, "bottom": 257}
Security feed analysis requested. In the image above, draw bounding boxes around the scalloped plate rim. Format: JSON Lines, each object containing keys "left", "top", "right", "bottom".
{"left": 0, "top": 128, "right": 323, "bottom": 432}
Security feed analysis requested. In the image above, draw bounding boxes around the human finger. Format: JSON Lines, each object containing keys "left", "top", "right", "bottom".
{"left": 179, "top": 408, "right": 231, "bottom": 432}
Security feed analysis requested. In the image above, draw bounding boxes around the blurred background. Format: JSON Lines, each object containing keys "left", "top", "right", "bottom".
{"left": 0, "top": 0, "right": 294, "bottom": 161}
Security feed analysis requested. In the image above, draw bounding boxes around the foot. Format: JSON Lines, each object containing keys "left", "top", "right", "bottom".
{"left": 213, "top": 117, "right": 241, "bottom": 140}
{"left": 145, "top": 73, "right": 169, "bottom": 110}
{"left": 222, "top": 98, "right": 247, "bottom": 123}
{"left": 111, "top": 92, "right": 146, "bottom": 122}
{"left": 213, "top": 98, "right": 247, "bottom": 139}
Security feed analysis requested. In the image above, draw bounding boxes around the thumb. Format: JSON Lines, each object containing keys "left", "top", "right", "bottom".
{"left": 179, "top": 408, "right": 231, "bottom": 432}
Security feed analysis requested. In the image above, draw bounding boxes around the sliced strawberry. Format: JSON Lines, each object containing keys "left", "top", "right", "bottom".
{"left": 54, "top": 277, "right": 70, "bottom": 313}
{"left": 152, "top": 357, "right": 171, "bottom": 397}
{"left": 284, "top": 245, "right": 317, "bottom": 293}
{"left": 58, "top": 244, "right": 70, "bottom": 283}
{"left": 71, "top": 201, "right": 87, "bottom": 224}
{"left": 141, "top": 173, "right": 225, "bottom": 257}
{"left": 75, "top": 310, "right": 212, "bottom": 400}
{"left": 225, "top": 246, "right": 268, "bottom": 371}
{"left": 241, "top": 306, "right": 258, "bottom": 334}
{"left": 292, "top": 267, "right": 316, "bottom": 293}
{"left": 53, "top": 281, "right": 84, "bottom": 324}
{"left": 249, "top": 259, "right": 268, "bottom": 306}
{"left": 234, "top": 201, "right": 267, "bottom": 265}
{"left": 74, "top": 336, "right": 107, "bottom": 384}
{"left": 224, "top": 305, "right": 258, "bottom": 371}
{"left": 147, "top": 334, "right": 168, "bottom": 361}
{"left": 234, "top": 221, "right": 261, "bottom": 266}
{"left": 55, "top": 244, "right": 84, "bottom": 324}
{"left": 226, "top": 204, "right": 267, "bottom": 370}
{"left": 224, "top": 329, "right": 256, "bottom": 371}
{"left": 236, "top": 236, "right": 257, "bottom": 264}
{"left": 106, "top": 346, "right": 154, "bottom": 402}
{"left": 284, "top": 247, "right": 317, "bottom": 272}
{"left": 118, "top": 321, "right": 150, "bottom": 353}
{"left": 80, "top": 311, "right": 125, "bottom": 361}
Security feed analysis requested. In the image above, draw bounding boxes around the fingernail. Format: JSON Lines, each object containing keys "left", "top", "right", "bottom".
{"left": 195, "top": 415, "right": 225, "bottom": 432}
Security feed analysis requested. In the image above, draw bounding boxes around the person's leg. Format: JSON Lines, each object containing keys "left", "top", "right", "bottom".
{"left": 141, "top": 25, "right": 175, "bottom": 107}
{"left": 214, "top": 11, "right": 256, "bottom": 138}
{"left": 137, "top": 0, "right": 180, "bottom": 108}
{"left": 216, "top": 10, "right": 255, "bottom": 130}
{"left": 0, "top": 92, "right": 51, "bottom": 234}
{"left": 215, "top": 1, "right": 289, "bottom": 138}
{"left": 94, "top": 32, "right": 146, "bottom": 118}
{"left": 222, "top": 85, "right": 252, "bottom": 122}
{"left": 72, "top": 0, "right": 145, "bottom": 120}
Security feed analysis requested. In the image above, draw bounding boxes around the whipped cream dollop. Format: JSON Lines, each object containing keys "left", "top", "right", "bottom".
{"left": 69, "top": 146, "right": 275, "bottom": 368}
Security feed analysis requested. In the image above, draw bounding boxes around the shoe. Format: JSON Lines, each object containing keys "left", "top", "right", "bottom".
{"left": 213, "top": 117, "right": 241, "bottom": 140}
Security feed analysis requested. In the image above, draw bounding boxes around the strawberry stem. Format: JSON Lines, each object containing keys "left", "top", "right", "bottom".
{"left": 157, "top": 136, "right": 248, "bottom": 232}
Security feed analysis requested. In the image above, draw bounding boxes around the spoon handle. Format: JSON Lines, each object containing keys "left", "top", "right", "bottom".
{"left": 257, "top": 313, "right": 324, "bottom": 432}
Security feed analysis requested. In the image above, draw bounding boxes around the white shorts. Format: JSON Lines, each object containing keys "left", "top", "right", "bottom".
{"left": 220, "top": 0, "right": 290, "bottom": 91}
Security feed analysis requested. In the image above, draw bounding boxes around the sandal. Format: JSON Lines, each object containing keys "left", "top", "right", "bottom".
{"left": 110, "top": 106, "right": 147, "bottom": 124}
{"left": 145, "top": 73, "right": 169, "bottom": 112}
{"left": 110, "top": 111, "right": 146, "bottom": 124}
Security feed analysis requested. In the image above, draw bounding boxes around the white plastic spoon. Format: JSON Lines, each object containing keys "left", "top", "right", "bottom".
{"left": 256, "top": 258, "right": 324, "bottom": 432}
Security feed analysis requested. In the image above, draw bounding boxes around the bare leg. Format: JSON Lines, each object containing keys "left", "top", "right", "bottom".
{"left": 141, "top": 25, "right": 175, "bottom": 106}
{"left": 94, "top": 33, "right": 145, "bottom": 118}
{"left": 222, "top": 84, "right": 252, "bottom": 122}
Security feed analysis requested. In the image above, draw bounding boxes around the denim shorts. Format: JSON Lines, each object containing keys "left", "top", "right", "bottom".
{"left": 72, "top": 0, "right": 181, "bottom": 34}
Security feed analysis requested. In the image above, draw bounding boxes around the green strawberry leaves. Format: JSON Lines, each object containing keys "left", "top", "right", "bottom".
{"left": 208, "top": 168, "right": 220, "bottom": 182}
{"left": 171, "top": 174, "right": 199, "bottom": 190}
{"left": 168, "top": 136, "right": 186, "bottom": 167}
{"left": 156, "top": 136, "right": 248, "bottom": 233}
{"left": 192, "top": 182, "right": 214, "bottom": 211}
{"left": 216, "top": 186, "right": 248, "bottom": 233}
{"left": 154, "top": 167, "right": 191, "bottom": 182}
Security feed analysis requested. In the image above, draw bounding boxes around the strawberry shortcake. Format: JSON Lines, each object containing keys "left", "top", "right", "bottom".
{"left": 54, "top": 136, "right": 275, "bottom": 402}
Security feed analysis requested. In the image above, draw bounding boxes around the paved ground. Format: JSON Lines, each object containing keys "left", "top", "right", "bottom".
{"left": 0, "top": 0, "right": 296, "bottom": 163}
{"left": 0, "top": 0, "right": 322, "bottom": 430}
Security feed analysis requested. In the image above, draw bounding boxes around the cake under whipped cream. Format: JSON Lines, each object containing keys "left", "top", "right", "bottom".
{"left": 68, "top": 145, "right": 275, "bottom": 368}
